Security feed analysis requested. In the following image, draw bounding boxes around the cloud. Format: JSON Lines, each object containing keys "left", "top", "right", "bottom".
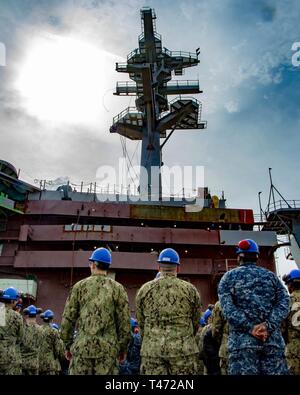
{"left": 224, "top": 100, "right": 239, "bottom": 113}
{"left": 0, "top": 0, "right": 300, "bottom": 215}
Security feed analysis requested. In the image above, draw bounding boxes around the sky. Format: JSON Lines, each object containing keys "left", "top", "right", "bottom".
{"left": 0, "top": 0, "right": 299, "bottom": 273}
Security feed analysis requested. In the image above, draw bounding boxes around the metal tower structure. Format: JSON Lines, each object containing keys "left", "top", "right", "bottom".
{"left": 262, "top": 168, "right": 300, "bottom": 269}
{"left": 110, "top": 7, "right": 206, "bottom": 201}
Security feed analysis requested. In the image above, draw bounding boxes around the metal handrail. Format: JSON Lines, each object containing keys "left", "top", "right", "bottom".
{"left": 138, "top": 32, "right": 162, "bottom": 42}
{"left": 166, "top": 80, "right": 199, "bottom": 88}
{"left": 127, "top": 48, "right": 140, "bottom": 60}
{"left": 116, "top": 81, "right": 136, "bottom": 88}
{"left": 267, "top": 199, "right": 300, "bottom": 212}
{"left": 140, "top": 7, "right": 156, "bottom": 19}
{"left": 169, "top": 96, "right": 201, "bottom": 106}
{"left": 113, "top": 107, "right": 143, "bottom": 124}
{"left": 162, "top": 47, "right": 198, "bottom": 60}
{"left": 158, "top": 96, "right": 203, "bottom": 125}
{"left": 116, "top": 62, "right": 129, "bottom": 70}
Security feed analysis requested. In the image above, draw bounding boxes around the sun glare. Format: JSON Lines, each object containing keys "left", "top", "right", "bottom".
{"left": 16, "top": 34, "right": 110, "bottom": 124}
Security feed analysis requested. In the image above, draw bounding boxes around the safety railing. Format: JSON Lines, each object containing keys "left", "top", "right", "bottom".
{"left": 162, "top": 47, "right": 198, "bottom": 60}
{"left": 112, "top": 107, "right": 143, "bottom": 124}
{"left": 140, "top": 7, "right": 156, "bottom": 19}
{"left": 158, "top": 96, "right": 204, "bottom": 126}
{"left": 116, "top": 62, "right": 129, "bottom": 71}
{"left": 166, "top": 80, "right": 199, "bottom": 89}
{"left": 170, "top": 96, "right": 202, "bottom": 122}
{"left": 267, "top": 200, "right": 300, "bottom": 212}
{"left": 138, "top": 32, "right": 162, "bottom": 42}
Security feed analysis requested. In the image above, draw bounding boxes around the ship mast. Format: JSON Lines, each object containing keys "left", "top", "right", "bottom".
{"left": 110, "top": 7, "right": 206, "bottom": 201}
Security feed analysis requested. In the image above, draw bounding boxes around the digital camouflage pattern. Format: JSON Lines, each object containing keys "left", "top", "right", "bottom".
{"left": 20, "top": 322, "right": 43, "bottom": 375}
{"left": 136, "top": 273, "right": 201, "bottom": 375}
{"left": 228, "top": 347, "right": 288, "bottom": 375}
{"left": 0, "top": 305, "right": 23, "bottom": 375}
{"left": 195, "top": 325, "right": 208, "bottom": 374}
{"left": 282, "top": 289, "right": 300, "bottom": 375}
{"left": 211, "top": 300, "right": 229, "bottom": 375}
{"left": 140, "top": 354, "right": 200, "bottom": 375}
{"left": 39, "top": 324, "right": 65, "bottom": 374}
{"left": 60, "top": 273, "right": 131, "bottom": 375}
{"left": 218, "top": 262, "right": 290, "bottom": 375}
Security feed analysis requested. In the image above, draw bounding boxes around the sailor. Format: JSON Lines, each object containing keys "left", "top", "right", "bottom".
{"left": 14, "top": 299, "right": 23, "bottom": 314}
{"left": 119, "top": 318, "right": 141, "bottom": 375}
{"left": 211, "top": 300, "right": 229, "bottom": 375}
{"left": 218, "top": 239, "right": 290, "bottom": 375}
{"left": 60, "top": 247, "right": 131, "bottom": 375}
{"left": 39, "top": 309, "right": 66, "bottom": 375}
{"left": 201, "top": 308, "right": 221, "bottom": 375}
{"left": 21, "top": 305, "right": 43, "bottom": 375}
{"left": 0, "top": 287, "right": 24, "bottom": 375}
{"left": 282, "top": 269, "right": 300, "bottom": 375}
{"left": 195, "top": 308, "right": 220, "bottom": 375}
{"left": 136, "top": 248, "right": 201, "bottom": 375}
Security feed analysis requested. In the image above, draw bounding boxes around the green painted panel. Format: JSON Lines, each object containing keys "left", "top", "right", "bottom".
{"left": 0, "top": 279, "right": 37, "bottom": 299}
{"left": 130, "top": 205, "right": 241, "bottom": 222}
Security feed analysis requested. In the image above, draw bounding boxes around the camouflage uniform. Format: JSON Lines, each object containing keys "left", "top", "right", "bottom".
{"left": 60, "top": 273, "right": 131, "bottom": 375}
{"left": 195, "top": 325, "right": 208, "bottom": 375}
{"left": 211, "top": 300, "right": 229, "bottom": 375}
{"left": 20, "top": 322, "right": 43, "bottom": 375}
{"left": 39, "top": 324, "right": 66, "bottom": 375}
{"left": 218, "top": 262, "right": 290, "bottom": 375}
{"left": 136, "top": 273, "right": 201, "bottom": 375}
{"left": 282, "top": 289, "right": 300, "bottom": 375}
{"left": 0, "top": 305, "right": 23, "bottom": 375}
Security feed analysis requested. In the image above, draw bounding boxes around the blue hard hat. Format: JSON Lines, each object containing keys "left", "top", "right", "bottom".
{"left": 41, "top": 309, "right": 54, "bottom": 320}
{"left": 1, "top": 287, "right": 19, "bottom": 301}
{"left": 283, "top": 269, "right": 300, "bottom": 284}
{"left": 204, "top": 309, "right": 212, "bottom": 323}
{"left": 130, "top": 318, "right": 138, "bottom": 329}
{"left": 236, "top": 239, "right": 259, "bottom": 254}
{"left": 50, "top": 323, "right": 60, "bottom": 330}
{"left": 157, "top": 248, "right": 180, "bottom": 265}
{"left": 24, "top": 305, "right": 42, "bottom": 317}
{"left": 89, "top": 247, "right": 112, "bottom": 266}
